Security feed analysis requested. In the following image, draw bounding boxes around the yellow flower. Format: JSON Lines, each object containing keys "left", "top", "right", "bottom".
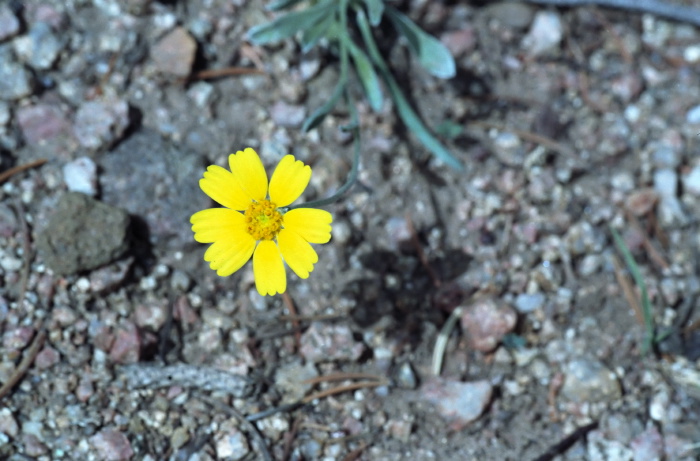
{"left": 190, "top": 148, "right": 333, "bottom": 296}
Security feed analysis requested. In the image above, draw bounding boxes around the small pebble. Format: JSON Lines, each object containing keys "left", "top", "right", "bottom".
{"left": 561, "top": 357, "right": 621, "bottom": 403}
{"left": 13, "top": 22, "right": 62, "bottom": 70}
{"left": 395, "top": 362, "right": 418, "bottom": 389}
{"left": 522, "top": 11, "right": 563, "bottom": 56}
{"left": 90, "top": 428, "right": 134, "bottom": 461}
{"left": 460, "top": 298, "right": 517, "bottom": 352}
{"left": 63, "top": 157, "right": 98, "bottom": 196}
{"left": 682, "top": 164, "right": 700, "bottom": 196}
{"left": 151, "top": 27, "right": 197, "bottom": 77}
{"left": 421, "top": 379, "right": 493, "bottom": 430}
{"left": 0, "top": 6, "right": 20, "bottom": 40}
{"left": 514, "top": 292, "right": 545, "bottom": 313}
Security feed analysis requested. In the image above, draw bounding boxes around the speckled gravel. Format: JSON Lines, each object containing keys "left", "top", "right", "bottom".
{"left": 1, "top": 0, "right": 700, "bottom": 460}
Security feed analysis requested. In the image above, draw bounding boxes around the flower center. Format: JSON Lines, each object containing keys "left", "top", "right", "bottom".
{"left": 244, "top": 200, "right": 283, "bottom": 240}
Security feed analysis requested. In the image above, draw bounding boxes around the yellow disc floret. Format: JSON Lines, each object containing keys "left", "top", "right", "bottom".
{"left": 244, "top": 200, "right": 283, "bottom": 240}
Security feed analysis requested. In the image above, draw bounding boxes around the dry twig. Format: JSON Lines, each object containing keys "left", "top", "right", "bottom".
{"left": 612, "top": 255, "right": 645, "bottom": 326}
{"left": 0, "top": 328, "right": 46, "bottom": 401}
{"left": 0, "top": 159, "right": 48, "bottom": 185}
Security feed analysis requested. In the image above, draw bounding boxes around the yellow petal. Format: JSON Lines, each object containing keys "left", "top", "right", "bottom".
{"left": 283, "top": 208, "right": 333, "bottom": 243}
{"left": 229, "top": 148, "right": 268, "bottom": 202}
{"left": 190, "top": 208, "right": 247, "bottom": 242}
{"left": 193, "top": 213, "right": 255, "bottom": 277}
{"left": 278, "top": 228, "right": 318, "bottom": 279}
{"left": 199, "top": 165, "right": 251, "bottom": 211}
{"left": 253, "top": 240, "right": 286, "bottom": 295}
{"left": 269, "top": 155, "right": 311, "bottom": 207}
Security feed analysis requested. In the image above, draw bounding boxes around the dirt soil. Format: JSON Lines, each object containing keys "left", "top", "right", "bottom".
{"left": 1, "top": 0, "right": 700, "bottom": 460}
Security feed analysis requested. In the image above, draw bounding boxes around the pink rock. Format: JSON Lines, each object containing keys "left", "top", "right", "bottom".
{"left": 109, "top": 323, "right": 141, "bottom": 364}
{"left": 625, "top": 188, "right": 658, "bottom": 216}
{"left": 22, "top": 434, "right": 47, "bottom": 456}
{"left": 73, "top": 97, "right": 130, "bottom": 149}
{"left": 421, "top": 378, "right": 493, "bottom": 430}
{"left": 3, "top": 326, "right": 35, "bottom": 349}
{"left": 151, "top": 27, "right": 197, "bottom": 77}
{"left": 174, "top": 295, "right": 199, "bottom": 326}
{"left": 76, "top": 377, "right": 94, "bottom": 402}
{"left": 134, "top": 302, "right": 167, "bottom": 330}
{"left": 17, "top": 103, "right": 72, "bottom": 145}
{"left": 35, "top": 346, "right": 60, "bottom": 369}
{"left": 91, "top": 428, "right": 134, "bottom": 461}
{"left": 460, "top": 298, "right": 517, "bottom": 352}
{"left": 441, "top": 27, "right": 476, "bottom": 57}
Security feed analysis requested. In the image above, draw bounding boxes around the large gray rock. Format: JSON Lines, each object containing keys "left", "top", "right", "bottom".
{"left": 98, "top": 129, "right": 207, "bottom": 247}
{"left": 36, "top": 192, "right": 131, "bottom": 275}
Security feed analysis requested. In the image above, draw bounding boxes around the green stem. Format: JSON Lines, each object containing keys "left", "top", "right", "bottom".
{"left": 285, "top": 90, "right": 361, "bottom": 211}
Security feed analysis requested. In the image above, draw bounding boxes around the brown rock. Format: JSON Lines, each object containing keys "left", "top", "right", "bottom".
{"left": 151, "top": 27, "right": 197, "bottom": 77}
{"left": 109, "top": 323, "right": 141, "bottom": 364}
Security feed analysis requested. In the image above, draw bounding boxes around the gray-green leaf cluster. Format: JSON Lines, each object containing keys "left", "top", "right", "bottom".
{"left": 247, "top": 0, "right": 462, "bottom": 170}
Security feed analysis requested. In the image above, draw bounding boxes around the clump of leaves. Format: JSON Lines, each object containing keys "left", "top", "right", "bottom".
{"left": 247, "top": 0, "right": 462, "bottom": 170}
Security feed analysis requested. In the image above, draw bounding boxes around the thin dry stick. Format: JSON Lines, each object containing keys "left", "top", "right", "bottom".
{"left": 303, "top": 372, "right": 384, "bottom": 385}
{"left": 341, "top": 442, "right": 368, "bottom": 461}
{"left": 612, "top": 255, "right": 645, "bottom": 325}
{"left": 191, "top": 66, "right": 265, "bottom": 80}
{"left": 0, "top": 328, "right": 46, "bottom": 401}
{"left": 281, "top": 291, "right": 302, "bottom": 351}
{"left": 624, "top": 210, "right": 669, "bottom": 271}
{"left": 281, "top": 417, "right": 302, "bottom": 461}
{"left": 405, "top": 212, "right": 441, "bottom": 288}
{"left": 472, "top": 121, "right": 576, "bottom": 157}
{"left": 302, "top": 380, "right": 388, "bottom": 404}
{"left": 0, "top": 159, "right": 48, "bottom": 184}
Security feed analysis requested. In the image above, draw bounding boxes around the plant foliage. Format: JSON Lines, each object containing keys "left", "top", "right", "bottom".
{"left": 247, "top": 0, "right": 462, "bottom": 170}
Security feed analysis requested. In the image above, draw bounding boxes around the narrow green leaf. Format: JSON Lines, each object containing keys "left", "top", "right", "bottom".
{"left": 302, "top": 39, "right": 350, "bottom": 131}
{"left": 385, "top": 6, "right": 455, "bottom": 79}
{"left": 356, "top": 9, "right": 463, "bottom": 170}
{"left": 435, "top": 120, "right": 463, "bottom": 140}
{"left": 247, "top": 0, "right": 334, "bottom": 45}
{"left": 343, "top": 35, "right": 383, "bottom": 112}
{"left": 266, "top": 0, "right": 306, "bottom": 11}
{"left": 610, "top": 225, "right": 654, "bottom": 354}
{"left": 300, "top": 13, "right": 335, "bottom": 52}
{"left": 363, "top": 0, "right": 385, "bottom": 26}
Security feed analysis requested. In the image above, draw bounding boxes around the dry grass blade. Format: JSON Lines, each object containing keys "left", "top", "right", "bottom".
{"left": 472, "top": 121, "right": 576, "bottom": 157}
{"left": 0, "top": 159, "right": 48, "bottom": 184}
{"left": 612, "top": 255, "right": 645, "bottom": 326}
{"left": 302, "top": 380, "right": 388, "bottom": 404}
{"left": 302, "top": 372, "right": 384, "bottom": 385}
{"left": 191, "top": 66, "right": 265, "bottom": 80}
{"left": 432, "top": 305, "right": 464, "bottom": 376}
{"left": 281, "top": 291, "right": 302, "bottom": 351}
{"left": 0, "top": 328, "right": 46, "bottom": 401}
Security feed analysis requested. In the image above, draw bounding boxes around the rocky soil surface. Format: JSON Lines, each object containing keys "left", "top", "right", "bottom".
{"left": 1, "top": 0, "right": 700, "bottom": 460}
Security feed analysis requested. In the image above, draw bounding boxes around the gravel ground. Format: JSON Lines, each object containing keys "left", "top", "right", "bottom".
{"left": 2, "top": 0, "right": 700, "bottom": 460}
